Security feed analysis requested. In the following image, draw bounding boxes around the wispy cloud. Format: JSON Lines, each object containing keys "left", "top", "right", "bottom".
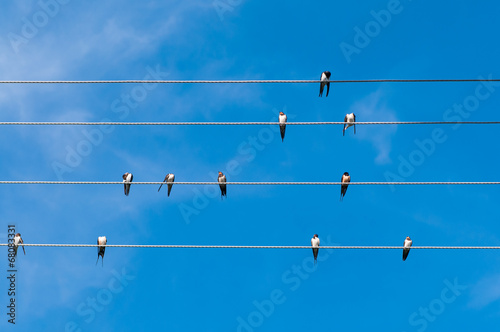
{"left": 469, "top": 273, "right": 500, "bottom": 309}
{"left": 348, "top": 89, "right": 398, "bottom": 164}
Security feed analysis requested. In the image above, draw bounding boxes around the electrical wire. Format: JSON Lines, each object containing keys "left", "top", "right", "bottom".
{"left": 1, "top": 244, "right": 499, "bottom": 249}
{"left": 0, "top": 121, "right": 499, "bottom": 126}
{"left": 0, "top": 79, "right": 498, "bottom": 84}
{"left": 0, "top": 181, "right": 498, "bottom": 185}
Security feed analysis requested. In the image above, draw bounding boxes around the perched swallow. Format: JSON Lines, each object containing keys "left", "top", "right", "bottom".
{"left": 279, "top": 112, "right": 287, "bottom": 142}
{"left": 123, "top": 172, "right": 133, "bottom": 196}
{"left": 403, "top": 236, "right": 412, "bottom": 261}
{"left": 158, "top": 173, "right": 175, "bottom": 197}
{"left": 97, "top": 236, "right": 107, "bottom": 266}
{"left": 340, "top": 172, "right": 350, "bottom": 201}
{"left": 218, "top": 172, "right": 227, "bottom": 199}
{"left": 311, "top": 234, "right": 320, "bottom": 264}
{"left": 319, "top": 71, "right": 331, "bottom": 97}
{"left": 343, "top": 113, "right": 356, "bottom": 136}
{"left": 13, "top": 233, "right": 25, "bottom": 257}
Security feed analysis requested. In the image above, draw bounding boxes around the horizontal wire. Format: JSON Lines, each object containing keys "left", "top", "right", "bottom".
{"left": 0, "top": 79, "right": 498, "bottom": 84}
{"left": 1, "top": 244, "right": 499, "bottom": 249}
{"left": 0, "top": 181, "right": 499, "bottom": 185}
{"left": 1, "top": 121, "right": 500, "bottom": 126}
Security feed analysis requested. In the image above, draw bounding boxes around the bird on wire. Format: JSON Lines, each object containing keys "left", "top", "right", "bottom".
{"left": 158, "top": 173, "right": 175, "bottom": 197}
{"left": 340, "top": 172, "right": 350, "bottom": 201}
{"left": 218, "top": 172, "right": 227, "bottom": 199}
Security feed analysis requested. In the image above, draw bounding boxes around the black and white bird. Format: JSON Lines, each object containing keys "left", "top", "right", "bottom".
{"left": 340, "top": 172, "right": 350, "bottom": 201}
{"left": 97, "top": 236, "right": 107, "bottom": 266}
{"left": 123, "top": 172, "right": 133, "bottom": 196}
{"left": 343, "top": 113, "right": 356, "bottom": 136}
{"left": 279, "top": 111, "right": 287, "bottom": 142}
{"left": 158, "top": 173, "right": 175, "bottom": 197}
{"left": 319, "top": 71, "right": 331, "bottom": 97}
{"left": 13, "top": 233, "right": 25, "bottom": 257}
{"left": 403, "top": 236, "right": 412, "bottom": 261}
{"left": 311, "top": 234, "right": 320, "bottom": 264}
{"left": 218, "top": 172, "right": 227, "bottom": 199}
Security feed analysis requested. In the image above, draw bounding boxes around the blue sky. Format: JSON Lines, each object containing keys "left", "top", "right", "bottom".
{"left": 1, "top": 0, "right": 500, "bottom": 331}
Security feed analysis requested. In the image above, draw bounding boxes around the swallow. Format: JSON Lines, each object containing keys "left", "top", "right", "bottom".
{"left": 340, "top": 172, "right": 350, "bottom": 201}
{"left": 311, "top": 234, "right": 320, "bottom": 264}
{"left": 13, "top": 233, "right": 25, "bottom": 257}
{"left": 343, "top": 113, "right": 356, "bottom": 136}
{"left": 158, "top": 173, "right": 175, "bottom": 197}
{"left": 97, "top": 236, "right": 107, "bottom": 266}
{"left": 279, "top": 112, "right": 287, "bottom": 142}
{"left": 319, "top": 71, "right": 331, "bottom": 97}
{"left": 403, "top": 236, "right": 412, "bottom": 261}
{"left": 218, "top": 171, "right": 227, "bottom": 199}
{"left": 123, "top": 172, "right": 133, "bottom": 196}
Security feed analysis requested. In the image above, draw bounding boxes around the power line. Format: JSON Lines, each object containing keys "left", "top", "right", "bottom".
{"left": 0, "top": 181, "right": 499, "bottom": 185}
{"left": 0, "top": 79, "right": 498, "bottom": 84}
{"left": 1, "top": 243, "right": 499, "bottom": 249}
{"left": 1, "top": 121, "right": 500, "bottom": 126}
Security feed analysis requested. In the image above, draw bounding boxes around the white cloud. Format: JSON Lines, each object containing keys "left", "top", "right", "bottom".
{"left": 469, "top": 273, "right": 500, "bottom": 309}
{"left": 347, "top": 89, "right": 398, "bottom": 164}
